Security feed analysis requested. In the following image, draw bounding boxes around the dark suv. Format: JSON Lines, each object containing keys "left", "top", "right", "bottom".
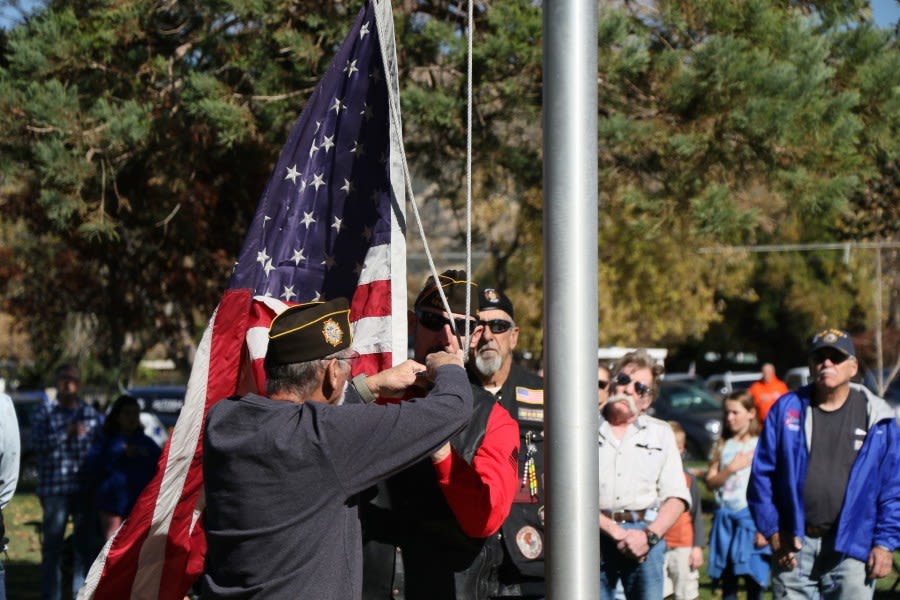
{"left": 127, "top": 385, "right": 186, "bottom": 433}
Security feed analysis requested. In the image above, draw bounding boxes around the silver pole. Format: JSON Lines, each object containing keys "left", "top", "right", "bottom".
{"left": 543, "top": 0, "right": 599, "bottom": 597}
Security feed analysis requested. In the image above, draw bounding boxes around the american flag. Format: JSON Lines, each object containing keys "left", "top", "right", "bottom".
{"left": 79, "top": 0, "right": 407, "bottom": 597}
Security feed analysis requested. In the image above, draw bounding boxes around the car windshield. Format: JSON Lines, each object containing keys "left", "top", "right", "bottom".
{"left": 660, "top": 384, "right": 720, "bottom": 412}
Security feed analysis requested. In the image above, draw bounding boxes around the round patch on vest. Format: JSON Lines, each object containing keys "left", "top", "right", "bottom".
{"left": 515, "top": 525, "right": 543, "bottom": 560}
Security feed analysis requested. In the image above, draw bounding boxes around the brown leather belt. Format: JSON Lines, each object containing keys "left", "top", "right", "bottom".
{"left": 805, "top": 525, "right": 830, "bottom": 538}
{"left": 601, "top": 509, "right": 647, "bottom": 523}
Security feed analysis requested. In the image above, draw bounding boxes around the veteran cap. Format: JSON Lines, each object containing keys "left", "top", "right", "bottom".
{"left": 414, "top": 269, "right": 477, "bottom": 315}
{"left": 265, "top": 298, "right": 353, "bottom": 367}
{"left": 808, "top": 328, "right": 856, "bottom": 358}
{"left": 478, "top": 288, "right": 514, "bottom": 320}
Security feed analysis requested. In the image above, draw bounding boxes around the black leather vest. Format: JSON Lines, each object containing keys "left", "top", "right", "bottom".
{"left": 361, "top": 385, "right": 503, "bottom": 600}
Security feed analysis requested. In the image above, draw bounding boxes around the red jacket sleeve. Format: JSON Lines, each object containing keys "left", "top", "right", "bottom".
{"left": 431, "top": 403, "right": 520, "bottom": 538}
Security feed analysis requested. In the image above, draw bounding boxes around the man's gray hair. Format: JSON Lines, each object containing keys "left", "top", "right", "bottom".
{"left": 614, "top": 349, "right": 665, "bottom": 399}
{"left": 265, "top": 349, "right": 355, "bottom": 398}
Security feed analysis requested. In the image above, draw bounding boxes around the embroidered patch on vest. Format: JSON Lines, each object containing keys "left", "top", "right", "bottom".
{"left": 515, "top": 525, "right": 543, "bottom": 560}
{"left": 515, "top": 386, "right": 544, "bottom": 405}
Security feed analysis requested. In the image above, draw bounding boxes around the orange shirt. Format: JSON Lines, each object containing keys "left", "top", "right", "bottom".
{"left": 664, "top": 473, "right": 694, "bottom": 548}
{"left": 749, "top": 378, "right": 788, "bottom": 423}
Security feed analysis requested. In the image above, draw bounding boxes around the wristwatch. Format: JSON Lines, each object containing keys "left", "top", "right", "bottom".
{"left": 645, "top": 530, "right": 660, "bottom": 547}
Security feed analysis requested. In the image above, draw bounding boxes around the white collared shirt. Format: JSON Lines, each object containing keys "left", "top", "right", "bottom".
{"left": 598, "top": 414, "right": 691, "bottom": 512}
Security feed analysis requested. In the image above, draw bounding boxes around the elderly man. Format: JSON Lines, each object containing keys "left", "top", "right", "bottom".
{"left": 202, "top": 298, "right": 474, "bottom": 599}
{"left": 748, "top": 328, "right": 900, "bottom": 599}
{"left": 598, "top": 350, "right": 691, "bottom": 600}
{"left": 362, "top": 270, "right": 520, "bottom": 600}
{"left": 470, "top": 287, "right": 546, "bottom": 599}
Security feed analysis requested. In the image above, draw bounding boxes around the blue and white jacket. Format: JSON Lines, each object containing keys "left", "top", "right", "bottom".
{"left": 747, "top": 383, "right": 900, "bottom": 562}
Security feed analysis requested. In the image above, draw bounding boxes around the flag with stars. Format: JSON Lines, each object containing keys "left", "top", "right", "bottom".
{"left": 79, "top": 1, "right": 407, "bottom": 597}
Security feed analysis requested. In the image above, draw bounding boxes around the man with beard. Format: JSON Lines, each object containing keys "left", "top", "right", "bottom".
{"left": 469, "top": 287, "right": 546, "bottom": 600}
{"left": 203, "top": 298, "right": 475, "bottom": 599}
{"left": 748, "top": 328, "right": 900, "bottom": 599}
{"left": 32, "top": 364, "right": 103, "bottom": 600}
{"left": 598, "top": 350, "right": 690, "bottom": 600}
{"left": 362, "top": 271, "right": 520, "bottom": 600}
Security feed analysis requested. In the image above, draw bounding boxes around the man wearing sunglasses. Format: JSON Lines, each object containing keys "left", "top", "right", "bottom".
{"left": 748, "top": 328, "right": 900, "bottom": 599}
{"left": 361, "top": 270, "right": 520, "bottom": 600}
{"left": 468, "top": 287, "right": 546, "bottom": 600}
{"left": 598, "top": 350, "right": 691, "bottom": 600}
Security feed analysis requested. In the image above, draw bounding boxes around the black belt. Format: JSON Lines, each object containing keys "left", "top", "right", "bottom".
{"left": 601, "top": 509, "right": 647, "bottom": 523}
{"left": 805, "top": 525, "right": 830, "bottom": 538}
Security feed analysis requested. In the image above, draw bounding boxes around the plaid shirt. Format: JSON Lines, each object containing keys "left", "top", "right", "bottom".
{"left": 31, "top": 399, "right": 102, "bottom": 497}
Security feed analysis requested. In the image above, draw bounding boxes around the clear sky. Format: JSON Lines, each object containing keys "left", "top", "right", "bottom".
{"left": 872, "top": 0, "right": 900, "bottom": 27}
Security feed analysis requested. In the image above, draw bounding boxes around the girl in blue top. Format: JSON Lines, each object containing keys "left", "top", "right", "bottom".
{"left": 86, "top": 395, "right": 162, "bottom": 540}
{"left": 705, "top": 390, "right": 770, "bottom": 600}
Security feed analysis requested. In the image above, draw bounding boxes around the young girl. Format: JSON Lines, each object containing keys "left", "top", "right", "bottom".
{"left": 86, "top": 395, "right": 162, "bottom": 540}
{"left": 705, "top": 390, "right": 770, "bottom": 600}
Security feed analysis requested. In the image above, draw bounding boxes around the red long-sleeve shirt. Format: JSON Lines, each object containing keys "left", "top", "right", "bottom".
{"left": 431, "top": 402, "right": 520, "bottom": 537}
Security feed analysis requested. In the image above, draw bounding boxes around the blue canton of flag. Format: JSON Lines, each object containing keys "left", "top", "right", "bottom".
{"left": 230, "top": 2, "right": 391, "bottom": 306}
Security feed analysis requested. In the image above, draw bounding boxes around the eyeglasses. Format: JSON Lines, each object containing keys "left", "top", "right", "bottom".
{"left": 613, "top": 373, "right": 651, "bottom": 397}
{"left": 598, "top": 380, "right": 609, "bottom": 390}
{"left": 477, "top": 319, "right": 514, "bottom": 334}
{"left": 810, "top": 349, "right": 851, "bottom": 365}
{"left": 416, "top": 310, "right": 478, "bottom": 335}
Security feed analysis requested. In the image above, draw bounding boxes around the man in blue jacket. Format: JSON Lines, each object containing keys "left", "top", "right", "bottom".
{"left": 747, "top": 328, "right": 900, "bottom": 599}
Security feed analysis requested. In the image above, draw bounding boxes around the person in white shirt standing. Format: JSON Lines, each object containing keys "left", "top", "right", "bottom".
{"left": 0, "top": 391, "right": 21, "bottom": 600}
{"left": 598, "top": 350, "right": 691, "bottom": 600}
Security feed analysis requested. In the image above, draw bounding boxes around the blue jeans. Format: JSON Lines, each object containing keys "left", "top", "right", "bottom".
{"left": 600, "top": 522, "right": 666, "bottom": 600}
{"left": 40, "top": 494, "right": 98, "bottom": 600}
{"left": 1, "top": 550, "right": 7, "bottom": 600}
{"left": 772, "top": 532, "right": 874, "bottom": 600}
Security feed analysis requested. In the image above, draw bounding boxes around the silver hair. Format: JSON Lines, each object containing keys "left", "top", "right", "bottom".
{"left": 265, "top": 349, "right": 355, "bottom": 398}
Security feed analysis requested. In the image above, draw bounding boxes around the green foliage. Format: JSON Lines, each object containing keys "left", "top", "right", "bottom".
{"left": 0, "top": 0, "right": 896, "bottom": 380}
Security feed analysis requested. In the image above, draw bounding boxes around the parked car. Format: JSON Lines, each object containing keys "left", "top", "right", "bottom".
{"left": 649, "top": 381, "right": 722, "bottom": 461}
{"left": 704, "top": 371, "right": 760, "bottom": 399}
{"left": 784, "top": 366, "right": 811, "bottom": 390}
{"left": 10, "top": 389, "right": 50, "bottom": 483}
{"left": 127, "top": 385, "right": 186, "bottom": 433}
{"left": 140, "top": 411, "right": 169, "bottom": 448}
{"left": 662, "top": 372, "right": 707, "bottom": 389}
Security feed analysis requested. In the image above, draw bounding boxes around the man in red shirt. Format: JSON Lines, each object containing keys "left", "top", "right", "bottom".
{"left": 749, "top": 363, "right": 788, "bottom": 424}
{"left": 361, "top": 270, "right": 520, "bottom": 600}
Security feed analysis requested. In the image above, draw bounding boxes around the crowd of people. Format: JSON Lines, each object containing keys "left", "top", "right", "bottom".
{"left": 10, "top": 366, "right": 163, "bottom": 600}
{"left": 1, "top": 271, "right": 898, "bottom": 600}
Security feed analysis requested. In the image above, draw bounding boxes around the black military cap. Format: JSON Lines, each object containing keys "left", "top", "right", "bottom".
{"left": 478, "top": 287, "right": 514, "bottom": 320}
{"left": 265, "top": 298, "right": 353, "bottom": 367}
{"left": 413, "top": 269, "right": 478, "bottom": 315}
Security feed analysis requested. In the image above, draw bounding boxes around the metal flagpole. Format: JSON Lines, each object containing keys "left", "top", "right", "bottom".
{"left": 543, "top": 0, "right": 599, "bottom": 596}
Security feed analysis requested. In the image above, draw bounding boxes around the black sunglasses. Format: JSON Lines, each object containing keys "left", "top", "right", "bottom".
{"left": 810, "top": 349, "right": 851, "bottom": 365}
{"left": 416, "top": 310, "right": 478, "bottom": 335}
{"left": 477, "top": 319, "right": 514, "bottom": 334}
{"left": 613, "top": 372, "right": 651, "bottom": 397}
{"left": 598, "top": 379, "right": 609, "bottom": 390}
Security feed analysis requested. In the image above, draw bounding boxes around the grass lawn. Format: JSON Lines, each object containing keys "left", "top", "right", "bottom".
{"left": 4, "top": 471, "right": 899, "bottom": 599}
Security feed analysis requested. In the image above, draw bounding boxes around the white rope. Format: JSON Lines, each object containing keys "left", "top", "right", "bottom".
{"left": 392, "top": 1, "right": 476, "bottom": 356}
{"left": 464, "top": 0, "right": 475, "bottom": 354}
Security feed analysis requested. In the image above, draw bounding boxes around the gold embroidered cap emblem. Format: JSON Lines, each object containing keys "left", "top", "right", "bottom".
{"left": 322, "top": 318, "right": 344, "bottom": 347}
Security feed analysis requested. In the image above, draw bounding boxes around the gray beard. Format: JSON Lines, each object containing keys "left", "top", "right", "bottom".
{"left": 475, "top": 352, "right": 503, "bottom": 377}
